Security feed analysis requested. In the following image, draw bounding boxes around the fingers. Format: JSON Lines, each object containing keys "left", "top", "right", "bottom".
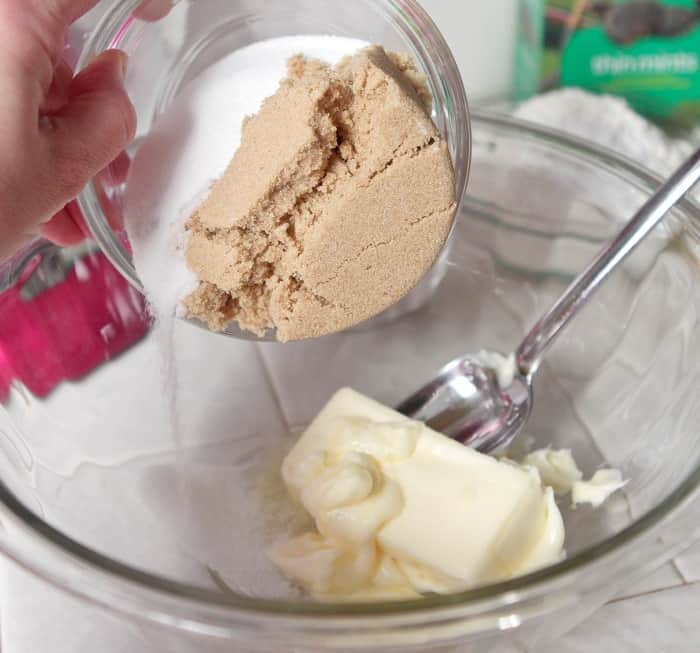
{"left": 40, "top": 163, "right": 128, "bottom": 246}
{"left": 40, "top": 201, "right": 88, "bottom": 246}
{"left": 43, "top": 59, "right": 74, "bottom": 113}
{"left": 45, "top": 0, "right": 99, "bottom": 26}
{"left": 0, "top": 0, "right": 97, "bottom": 118}
{"left": 108, "top": 151, "right": 132, "bottom": 186}
{"left": 44, "top": 50, "right": 137, "bottom": 202}
{"left": 0, "top": 1, "right": 134, "bottom": 258}
{"left": 0, "top": 220, "right": 40, "bottom": 263}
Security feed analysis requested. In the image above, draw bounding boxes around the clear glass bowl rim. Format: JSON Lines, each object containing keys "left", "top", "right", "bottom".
{"left": 1, "top": 111, "right": 700, "bottom": 645}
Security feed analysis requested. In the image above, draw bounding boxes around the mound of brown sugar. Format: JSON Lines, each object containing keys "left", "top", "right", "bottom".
{"left": 183, "top": 45, "right": 456, "bottom": 341}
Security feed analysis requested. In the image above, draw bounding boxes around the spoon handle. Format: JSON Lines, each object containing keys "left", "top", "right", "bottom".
{"left": 516, "top": 145, "right": 700, "bottom": 377}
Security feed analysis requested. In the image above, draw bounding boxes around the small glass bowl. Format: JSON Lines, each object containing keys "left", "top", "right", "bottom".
{"left": 76, "top": 0, "right": 471, "bottom": 337}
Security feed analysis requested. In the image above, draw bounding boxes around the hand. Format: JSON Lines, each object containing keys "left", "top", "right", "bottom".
{"left": 0, "top": 0, "right": 172, "bottom": 263}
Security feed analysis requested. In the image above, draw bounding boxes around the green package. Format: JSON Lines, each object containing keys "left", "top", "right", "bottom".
{"left": 515, "top": 0, "right": 700, "bottom": 125}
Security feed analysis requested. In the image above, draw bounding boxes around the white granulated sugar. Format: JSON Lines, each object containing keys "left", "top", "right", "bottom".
{"left": 124, "top": 35, "right": 368, "bottom": 326}
{"left": 515, "top": 88, "right": 700, "bottom": 178}
{"left": 123, "top": 35, "right": 367, "bottom": 452}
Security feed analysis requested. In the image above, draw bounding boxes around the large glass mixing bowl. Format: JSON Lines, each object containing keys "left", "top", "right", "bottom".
{"left": 2, "top": 111, "right": 700, "bottom": 652}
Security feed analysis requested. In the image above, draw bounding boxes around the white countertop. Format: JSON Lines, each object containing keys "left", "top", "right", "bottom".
{"left": 554, "top": 553, "right": 700, "bottom": 651}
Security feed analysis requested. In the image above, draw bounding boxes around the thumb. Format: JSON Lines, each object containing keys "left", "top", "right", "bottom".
{"left": 45, "top": 50, "right": 137, "bottom": 202}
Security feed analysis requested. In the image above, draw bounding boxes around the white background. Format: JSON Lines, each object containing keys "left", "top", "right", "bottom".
{"left": 419, "top": 0, "right": 519, "bottom": 103}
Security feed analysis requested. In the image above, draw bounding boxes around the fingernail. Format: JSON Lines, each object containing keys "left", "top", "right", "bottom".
{"left": 94, "top": 50, "right": 129, "bottom": 82}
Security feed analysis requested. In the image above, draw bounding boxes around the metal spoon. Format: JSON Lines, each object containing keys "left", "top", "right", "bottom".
{"left": 397, "top": 146, "right": 700, "bottom": 453}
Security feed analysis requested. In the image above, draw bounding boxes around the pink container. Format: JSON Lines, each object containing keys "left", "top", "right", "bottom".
{"left": 0, "top": 248, "right": 148, "bottom": 399}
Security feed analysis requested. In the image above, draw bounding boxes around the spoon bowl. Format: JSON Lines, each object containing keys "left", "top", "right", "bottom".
{"left": 396, "top": 355, "right": 532, "bottom": 453}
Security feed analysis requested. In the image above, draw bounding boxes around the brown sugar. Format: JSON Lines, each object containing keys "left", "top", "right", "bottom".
{"left": 183, "top": 45, "right": 456, "bottom": 341}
